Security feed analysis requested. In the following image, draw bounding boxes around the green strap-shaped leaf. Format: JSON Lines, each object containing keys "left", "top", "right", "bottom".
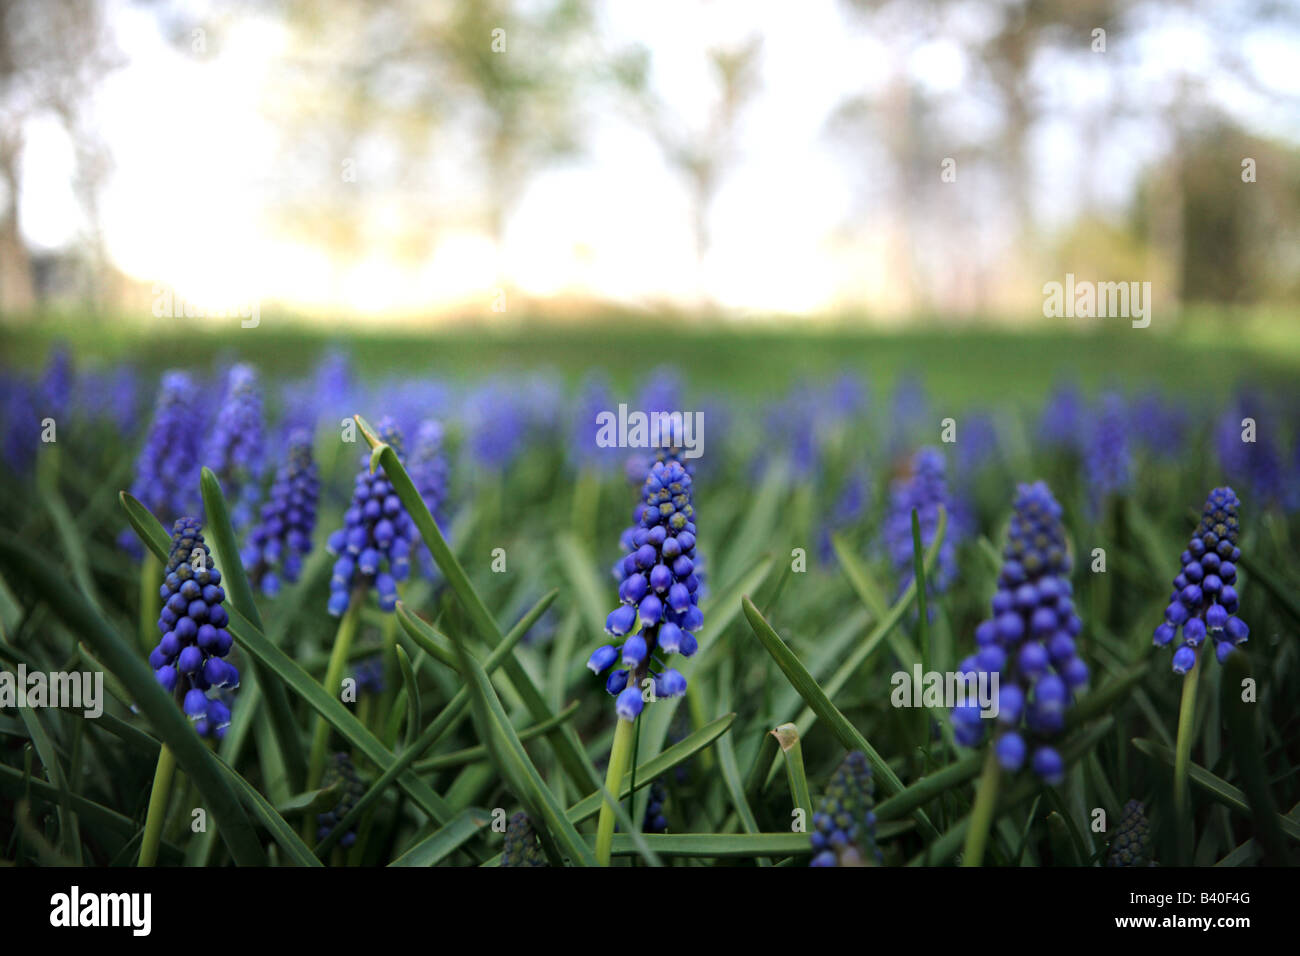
{"left": 390, "top": 808, "right": 494, "bottom": 866}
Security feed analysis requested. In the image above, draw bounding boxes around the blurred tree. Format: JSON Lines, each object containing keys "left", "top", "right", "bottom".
{"left": 253, "top": 0, "right": 592, "bottom": 297}
{"left": 1135, "top": 118, "right": 1300, "bottom": 306}
{"left": 612, "top": 33, "right": 763, "bottom": 304}
{"left": 0, "top": 0, "right": 120, "bottom": 313}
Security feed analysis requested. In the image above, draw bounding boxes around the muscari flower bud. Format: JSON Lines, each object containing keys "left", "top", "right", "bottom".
{"left": 242, "top": 429, "right": 319, "bottom": 597}
{"left": 1152, "top": 488, "right": 1248, "bottom": 675}
{"left": 809, "top": 751, "right": 881, "bottom": 867}
{"left": 325, "top": 417, "right": 417, "bottom": 615}
{"left": 1107, "top": 799, "right": 1153, "bottom": 867}
{"left": 153, "top": 519, "right": 237, "bottom": 739}
{"left": 590, "top": 450, "right": 703, "bottom": 721}
{"left": 949, "top": 481, "right": 1084, "bottom": 785}
{"left": 501, "top": 811, "right": 549, "bottom": 867}
{"left": 643, "top": 781, "right": 668, "bottom": 834}
{"left": 316, "top": 752, "right": 366, "bottom": 852}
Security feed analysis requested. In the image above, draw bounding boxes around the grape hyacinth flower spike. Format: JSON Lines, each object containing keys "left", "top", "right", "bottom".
{"left": 243, "top": 428, "right": 320, "bottom": 597}
{"left": 592, "top": 450, "right": 702, "bottom": 865}
{"left": 325, "top": 417, "right": 416, "bottom": 615}
{"left": 1106, "top": 799, "right": 1153, "bottom": 867}
{"left": 587, "top": 452, "right": 702, "bottom": 723}
{"left": 202, "top": 363, "right": 266, "bottom": 533}
{"left": 952, "top": 481, "right": 1085, "bottom": 786}
{"left": 809, "top": 751, "right": 881, "bottom": 867}
{"left": 1152, "top": 487, "right": 1248, "bottom": 672}
{"left": 502, "top": 813, "right": 549, "bottom": 867}
{"left": 151, "top": 518, "right": 238, "bottom": 738}
{"left": 315, "top": 752, "right": 366, "bottom": 855}
{"left": 120, "top": 371, "right": 203, "bottom": 554}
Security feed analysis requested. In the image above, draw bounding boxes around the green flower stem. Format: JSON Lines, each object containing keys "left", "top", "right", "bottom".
{"left": 138, "top": 743, "right": 177, "bottom": 867}
{"left": 961, "top": 748, "right": 1001, "bottom": 867}
{"left": 306, "top": 595, "right": 363, "bottom": 794}
{"left": 139, "top": 553, "right": 160, "bottom": 653}
{"left": 596, "top": 717, "right": 637, "bottom": 866}
{"left": 1174, "top": 648, "right": 1202, "bottom": 824}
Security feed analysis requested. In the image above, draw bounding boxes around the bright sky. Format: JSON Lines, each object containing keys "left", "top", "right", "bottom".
{"left": 16, "top": 0, "right": 1300, "bottom": 319}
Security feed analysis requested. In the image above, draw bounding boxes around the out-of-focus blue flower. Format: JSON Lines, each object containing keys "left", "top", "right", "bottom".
{"left": 151, "top": 518, "right": 237, "bottom": 739}
{"left": 242, "top": 429, "right": 319, "bottom": 596}
{"left": 884, "top": 447, "right": 957, "bottom": 601}
{"left": 325, "top": 417, "right": 416, "bottom": 615}
{"left": 818, "top": 467, "right": 869, "bottom": 564}
{"left": 39, "top": 345, "right": 73, "bottom": 422}
{"left": 1152, "top": 487, "right": 1248, "bottom": 672}
{"left": 1, "top": 377, "right": 41, "bottom": 476}
{"left": 202, "top": 363, "right": 266, "bottom": 532}
{"left": 1216, "top": 404, "right": 1283, "bottom": 509}
{"left": 1107, "top": 799, "right": 1153, "bottom": 867}
{"left": 951, "top": 481, "right": 1083, "bottom": 785}
{"left": 316, "top": 752, "right": 365, "bottom": 851}
{"left": 643, "top": 781, "right": 668, "bottom": 834}
{"left": 408, "top": 419, "right": 450, "bottom": 579}
{"left": 572, "top": 371, "right": 621, "bottom": 471}
{"left": 888, "top": 373, "right": 930, "bottom": 458}
{"left": 589, "top": 452, "right": 702, "bottom": 721}
{"left": 1130, "top": 391, "right": 1188, "bottom": 460}
{"left": 809, "top": 751, "right": 881, "bottom": 867}
{"left": 123, "top": 371, "right": 203, "bottom": 551}
{"left": 1085, "top": 392, "right": 1132, "bottom": 514}
{"left": 957, "top": 412, "right": 1000, "bottom": 476}
{"left": 351, "top": 656, "right": 386, "bottom": 697}
{"left": 1038, "top": 382, "right": 1084, "bottom": 451}
{"left": 465, "top": 379, "right": 529, "bottom": 470}
{"left": 77, "top": 365, "right": 141, "bottom": 435}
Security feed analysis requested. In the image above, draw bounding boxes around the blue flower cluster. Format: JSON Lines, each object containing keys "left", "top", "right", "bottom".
{"left": 809, "top": 751, "right": 881, "bottom": 867}
{"left": 1038, "top": 382, "right": 1084, "bottom": 451}
{"left": 1107, "top": 799, "right": 1152, "bottom": 867}
{"left": 326, "top": 417, "right": 415, "bottom": 615}
{"left": 1085, "top": 392, "right": 1133, "bottom": 514}
{"left": 501, "top": 812, "right": 548, "bottom": 867}
{"left": 351, "top": 656, "right": 386, "bottom": 698}
{"left": 643, "top": 781, "right": 668, "bottom": 834}
{"left": 126, "top": 371, "right": 203, "bottom": 539}
{"left": 587, "top": 453, "right": 702, "bottom": 722}
{"left": 150, "top": 518, "right": 238, "bottom": 738}
{"left": 242, "top": 429, "right": 319, "bottom": 596}
{"left": 316, "top": 752, "right": 365, "bottom": 851}
{"left": 1153, "top": 487, "right": 1248, "bottom": 671}
{"left": 408, "top": 419, "right": 449, "bottom": 580}
{"left": 202, "top": 364, "right": 265, "bottom": 532}
{"left": 951, "top": 481, "right": 1085, "bottom": 785}
{"left": 884, "top": 447, "right": 956, "bottom": 599}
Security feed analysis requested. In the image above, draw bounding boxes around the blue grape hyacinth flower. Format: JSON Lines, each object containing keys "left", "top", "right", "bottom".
{"left": 408, "top": 419, "right": 450, "bottom": 580}
{"left": 501, "top": 812, "right": 549, "bottom": 867}
{"left": 809, "top": 751, "right": 881, "bottom": 867}
{"left": 884, "top": 447, "right": 957, "bottom": 601}
{"left": 588, "top": 452, "right": 702, "bottom": 722}
{"left": 202, "top": 363, "right": 266, "bottom": 533}
{"left": 950, "top": 481, "right": 1085, "bottom": 786}
{"left": 1107, "top": 799, "right": 1153, "bottom": 867}
{"left": 1085, "top": 391, "right": 1133, "bottom": 516}
{"left": 1152, "top": 487, "right": 1248, "bottom": 672}
{"left": 316, "top": 752, "right": 365, "bottom": 851}
{"left": 151, "top": 518, "right": 238, "bottom": 739}
{"left": 242, "top": 429, "right": 319, "bottom": 596}
{"left": 121, "top": 371, "right": 203, "bottom": 554}
{"left": 325, "top": 417, "right": 416, "bottom": 615}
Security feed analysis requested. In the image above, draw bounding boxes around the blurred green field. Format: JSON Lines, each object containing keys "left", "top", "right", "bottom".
{"left": 4, "top": 310, "right": 1298, "bottom": 410}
